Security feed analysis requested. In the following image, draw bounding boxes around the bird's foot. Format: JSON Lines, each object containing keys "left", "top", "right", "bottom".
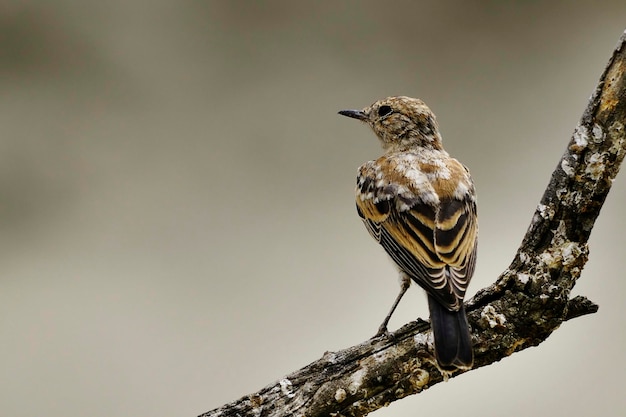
{"left": 372, "top": 325, "right": 391, "bottom": 339}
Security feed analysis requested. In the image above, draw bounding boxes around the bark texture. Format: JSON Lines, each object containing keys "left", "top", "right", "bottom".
{"left": 200, "top": 30, "right": 626, "bottom": 417}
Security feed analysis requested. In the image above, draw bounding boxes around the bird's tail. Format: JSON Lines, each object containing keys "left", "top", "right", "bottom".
{"left": 427, "top": 294, "right": 473, "bottom": 371}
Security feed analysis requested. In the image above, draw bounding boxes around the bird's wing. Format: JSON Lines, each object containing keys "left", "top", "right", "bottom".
{"left": 356, "top": 159, "right": 477, "bottom": 311}
{"left": 432, "top": 193, "right": 478, "bottom": 306}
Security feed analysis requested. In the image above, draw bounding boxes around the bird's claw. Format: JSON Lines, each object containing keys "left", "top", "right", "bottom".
{"left": 372, "top": 325, "right": 391, "bottom": 339}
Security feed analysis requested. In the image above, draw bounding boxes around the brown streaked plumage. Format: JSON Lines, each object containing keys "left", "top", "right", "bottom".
{"left": 339, "top": 96, "right": 477, "bottom": 371}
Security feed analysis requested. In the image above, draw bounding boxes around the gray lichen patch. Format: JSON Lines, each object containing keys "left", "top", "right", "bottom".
{"left": 561, "top": 158, "right": 576, "bottom": 177}
{"left": 531, "top": 220, "right": 588, "bottom": 273}
{"left": 535, "top": 204, "right": 555, "bottom": 221}
{"left": 592, "top": 123, "right": 605, "bottom": 142}
{"left": 570, "top": 123, "right": 590, "bottom": 152}
{"left": 407, "top": 368, "right": 430, "bottom": 391}
{"left": 608, "top": 121, "right": 625, "bottom": 155}
{"left": 334, "top": 388, "right": 347, "bottom": 403}
{"left": 584, "top": 152, "right": 608, "bottom": 180}
{"left": 347, "top": 369, "right": 367, "bottom": 396}
{"left": 279, "top": 378, "right": 296, "bottom": 399}
{"left": 480, "top": 305, "right": 507, "bottom": 329}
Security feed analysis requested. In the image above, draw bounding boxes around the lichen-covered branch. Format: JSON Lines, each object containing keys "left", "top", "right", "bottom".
{"left": 200, "top": 30, "right": 626, "bottom": 417}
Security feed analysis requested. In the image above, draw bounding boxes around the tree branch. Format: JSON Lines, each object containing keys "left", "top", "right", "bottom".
{"left": 200, "top": 30, "right": 626, "bottom": 417}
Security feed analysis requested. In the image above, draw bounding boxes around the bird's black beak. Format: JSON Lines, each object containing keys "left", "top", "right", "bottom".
{"left": 338, "top": 109, "right": 368, "bottom": 121}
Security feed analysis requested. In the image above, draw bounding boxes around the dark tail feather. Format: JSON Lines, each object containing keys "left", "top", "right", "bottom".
{"left": 427, "top": 295, "right": 473, "bottom": 370}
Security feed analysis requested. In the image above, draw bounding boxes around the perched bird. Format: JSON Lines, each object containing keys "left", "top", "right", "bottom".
{"left": 339, "top": 96, "right": 477, "bottom": 370}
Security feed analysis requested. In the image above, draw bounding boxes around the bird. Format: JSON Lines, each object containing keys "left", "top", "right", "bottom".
{"left": 338, "top": 96, "right": 477, "bottom": 371}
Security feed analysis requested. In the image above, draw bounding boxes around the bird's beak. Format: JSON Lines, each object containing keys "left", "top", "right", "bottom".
{"left": 338, "top": 109, "right": 368, "bottom": 121}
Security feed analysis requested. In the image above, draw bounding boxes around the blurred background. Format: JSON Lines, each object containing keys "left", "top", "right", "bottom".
{"left": 1, "top": 1, "right": 625, "bottom": 416}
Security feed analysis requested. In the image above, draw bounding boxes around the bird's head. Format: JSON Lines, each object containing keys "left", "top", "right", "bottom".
{"left": 339, "top": 96, "right": 443, "bottom": 152}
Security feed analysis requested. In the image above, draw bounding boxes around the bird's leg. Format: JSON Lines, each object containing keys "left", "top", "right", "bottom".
{"left": 374, "top": 273, "right": 411, "bottom": 338}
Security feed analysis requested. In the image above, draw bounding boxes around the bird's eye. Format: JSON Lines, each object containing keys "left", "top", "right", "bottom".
{"left": 378, "top": 105, "right": 392, "bottom": 117}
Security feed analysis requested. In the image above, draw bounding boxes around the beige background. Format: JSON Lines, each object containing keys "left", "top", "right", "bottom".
{"left": 1, "top": 1, "right": 625, "bottom": 416}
